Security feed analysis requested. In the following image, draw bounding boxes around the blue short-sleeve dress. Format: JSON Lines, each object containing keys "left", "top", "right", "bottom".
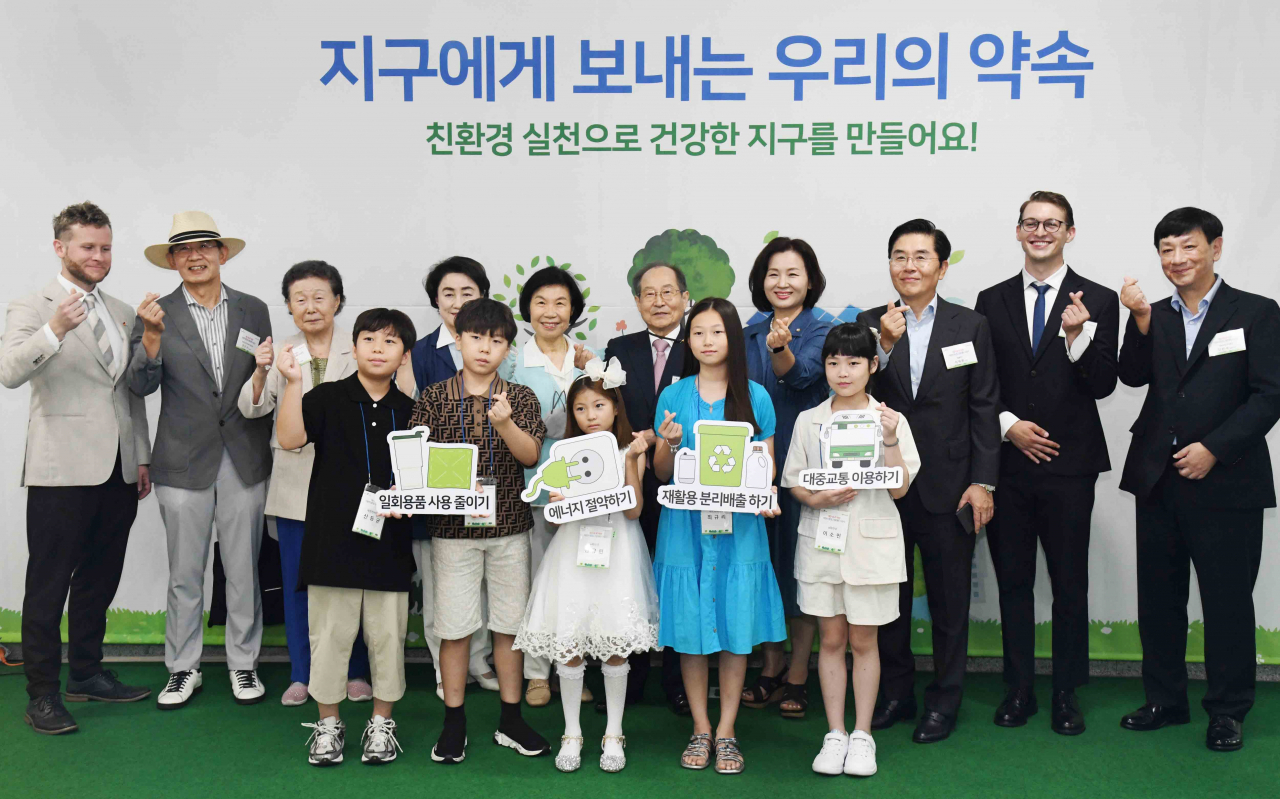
{"left": 652, "top": 376, "right": 787, "bottom": 655}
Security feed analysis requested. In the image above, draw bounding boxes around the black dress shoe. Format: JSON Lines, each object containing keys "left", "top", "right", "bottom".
{"left": 1051, "top": 691, "right": 1085, "bottom": 735}
{"left": 65, "top": 670, "right": 152, "bottom": 703}
{"left": 1206, "top": 715, "right": 1243, "bottom": 752}
{"left": 913, "top": 710, "right": 955, "bottom": 743}
{"left": 24, "top": 694, "right": 78, "bottom": 735}
{"left": 994, "top": 688, "right": 1038, "bottom": 727}
{"left": 668, "top": 693, "right": 691, "bottom": 717}
{"left": 871, "top": 698, "right": 917, "bottom": 731}
{"left": 1120, "top": 703, "right": 1191, "bottom": 731}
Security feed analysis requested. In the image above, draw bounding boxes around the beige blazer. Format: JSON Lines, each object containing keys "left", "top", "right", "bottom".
{"left": 0, "top": 278, "right": 151, "bottom": 486}
{"left": 780, "top": 395, "right": 921, "bottom": 587}
{"left": 237, "top": 327, "right": 415, "bottom": 519}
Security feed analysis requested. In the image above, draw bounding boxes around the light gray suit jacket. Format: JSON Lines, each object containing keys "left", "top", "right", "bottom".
{"left": 0, "top": 278, "right": 151, "bottom": 486}
{"left": 127, "top": 283, "right": 272, "bottom": 490}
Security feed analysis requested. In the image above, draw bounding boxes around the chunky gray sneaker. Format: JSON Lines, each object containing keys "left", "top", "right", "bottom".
{"left": 362, "top": 715, "right": 402, "bottom": 765}
{"left": 303, "top": 717, "right": 346, "bottom": 766}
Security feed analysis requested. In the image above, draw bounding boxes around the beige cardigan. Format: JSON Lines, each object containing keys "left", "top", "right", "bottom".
{"left": 237, "top": 327, "right": 414, "bottom": 519}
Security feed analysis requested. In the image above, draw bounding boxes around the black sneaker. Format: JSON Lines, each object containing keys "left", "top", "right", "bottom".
{"left": 24, "top": 694, "right": 78, "bottom": 735}
{"left": 494, "top": 717, "right": 550, "bottom": 756}
{"left": 65, "top": 670, "right": 152, "bottom": 703}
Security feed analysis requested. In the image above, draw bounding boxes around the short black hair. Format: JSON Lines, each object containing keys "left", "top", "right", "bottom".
{"left": 887, "top": 218, "right": 952, "bottom": 263}
{"left": 519, "top": 266, "right": 585, "bottom": 324}
{"left": 748, "top": 236, "right": 826, "bottom": 312}
{"left": 1153, "top": 207, "right": 1223, "bottom": 249}
{"left": 455, "top": 297, "right": 518, "bottom": 343}
{"left": 630, "top": 261, "right": 688, "bottom": 296}
{"left": 822, "top": 322, "right": 878, "bottom": 362}
{"left": 423, "top": 256, "right": 490, "bottom": 309}
{"left": 281, "top": 260, "right": 345, "bottom": 314}
{"left": 352, "top": 308, "right": 416, "bottom": 350}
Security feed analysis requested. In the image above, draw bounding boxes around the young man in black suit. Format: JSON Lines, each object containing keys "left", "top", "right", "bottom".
{"left": 858, "top": 219, "right": 1001, "bottom": 743}
{"left": 974, "top": 191, "right": 1119, "bottom": 735}
{"left": 1117, "top": 207, "right": 1280, "bottom": 752}
{"left": 601, "top": 262, "right": 689, "bottom": 715}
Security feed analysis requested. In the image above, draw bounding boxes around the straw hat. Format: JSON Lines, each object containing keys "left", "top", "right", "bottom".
{"left": 144, "top": 211, "right": 246, "bottom": 269}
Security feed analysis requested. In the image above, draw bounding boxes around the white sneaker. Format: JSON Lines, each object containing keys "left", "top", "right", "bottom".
{"left": 156, "top": 669, "right": 203, "bottom": 710}
{"left": 435, "top": 684, "right": 445, "bottom": 701}
{"left": 362, "top": 715, "right": 403, "bottom": 764}
{"left": 231, "top": 669, "right": 266, "bottom": 705}
{"left": 812, "top": 729, "right": 849, "bottom": 775}
{"left": 844, "top": 730, "right": 877, "bottom": 776}
{"left": 471, "top": 670, "right": 500, "bottom": 692}
{"left": 303, "top": 716, "right": 346, "bottom": 766}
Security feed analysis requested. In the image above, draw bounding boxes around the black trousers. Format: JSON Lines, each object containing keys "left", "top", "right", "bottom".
{"left": 878, "top": 487, "right": 976, "bottom": 715}
{"left": 985, "top": 467, "right": 1096, "bottom": 692}
{"left": 22, "top": 453, "right": 138, "bottom": 698}
{"left": 1136, "top": 463, "right": 1263, "bottom": 721}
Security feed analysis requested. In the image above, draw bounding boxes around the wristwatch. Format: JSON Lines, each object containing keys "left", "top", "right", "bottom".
{"left": 771, "top": 344, "right": 787, "bottom": 353}
{"left": 974, "top": 483, "right": 995, "bottom": 494}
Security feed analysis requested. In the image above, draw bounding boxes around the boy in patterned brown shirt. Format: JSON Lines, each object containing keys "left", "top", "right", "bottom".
{"left": 409, "top": 298, "right": 548, "bottom": 764}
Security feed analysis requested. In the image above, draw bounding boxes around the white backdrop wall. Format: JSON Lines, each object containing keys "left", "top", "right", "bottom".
{"left": 1, "top": 0, "right": 1277, "bottom": 660}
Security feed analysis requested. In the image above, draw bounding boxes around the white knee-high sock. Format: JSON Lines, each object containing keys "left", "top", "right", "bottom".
{"left": 557, "top": 661, "right": 586, "bottom": 737}
{"left": 601, "top": 661, "right": 631, "bottom": 737}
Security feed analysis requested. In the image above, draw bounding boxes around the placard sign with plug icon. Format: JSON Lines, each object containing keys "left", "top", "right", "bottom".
{"left": 523, "top": 431, "right": 637, "bottom": 523}
{"left": 378, "top": 426, "right": 492, "bottom": 515}
{"left": 658, "top": 420, "right": 776, "bottom": 514}
{"left": 798, "top": 411, "right": 904, "bottom": 490}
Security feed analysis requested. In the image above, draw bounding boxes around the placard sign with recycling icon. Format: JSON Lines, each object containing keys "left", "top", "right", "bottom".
{"left": 521, "top": 431, "right": 637, "bottom": 523}
{"left": 658, "top": 420, "right": 777, "bottom": 514}
{"left": 376, "top": 426, "right": 492, "bottom": 515}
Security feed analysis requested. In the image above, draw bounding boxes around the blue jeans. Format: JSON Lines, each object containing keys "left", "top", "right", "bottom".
{"left": 276, "top": 518, "right": 369, "bottom": 684}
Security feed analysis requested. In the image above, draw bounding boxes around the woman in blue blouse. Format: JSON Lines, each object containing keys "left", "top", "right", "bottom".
{"left": 741, "top": 237, "right": 832, "bottom": 720}
{"left": 653, "top": 297, "right": 786, "bottom": 775}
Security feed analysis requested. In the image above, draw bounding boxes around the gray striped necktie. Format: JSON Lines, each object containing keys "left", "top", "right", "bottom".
{"left": 81, "top": 294, "right": 116, "bottom": 376}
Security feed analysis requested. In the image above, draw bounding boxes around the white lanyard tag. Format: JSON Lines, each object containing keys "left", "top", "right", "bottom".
{"left": 576, "top": 522, "right": 614, "bottom": 568}
{"left": 353, "top": 483, "right": 386, "bottom": 540}
{"left": 234, "top": 327, "right": 261, "bottom": 354}
{"left": 814, "top": 509, "right": 851, "bottom": 553}
{"left": 942, "top": 341, "right": 978, "bottom": 369}
{"left": 701, "top": 510, "right": 732, "bottom": 535}
{"left": 465, "top": 479, "right": 498, "bottom": 527}
{"left": 292, "top": 341, "right": 313, "bottom": 364}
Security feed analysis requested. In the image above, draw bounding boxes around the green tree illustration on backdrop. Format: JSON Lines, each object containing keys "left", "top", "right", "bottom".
{"left": 492, "top": 255, "right": 602, "bottom": 341}
{"left": 628, "top": 229, "right": 735, "bottom": 302}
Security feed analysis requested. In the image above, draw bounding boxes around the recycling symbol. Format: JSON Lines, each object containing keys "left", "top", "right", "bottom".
{"left": 707, "top": 445, "right": 737, "bottom": 473}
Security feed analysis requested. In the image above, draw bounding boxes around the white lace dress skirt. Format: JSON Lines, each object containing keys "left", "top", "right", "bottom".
{"left": 514, "top": 511, "right": 660, "bottom": 663}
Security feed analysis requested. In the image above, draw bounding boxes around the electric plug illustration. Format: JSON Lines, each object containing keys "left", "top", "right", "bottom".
{"left": 521, "top": 457, "right": 582, "bottom": 501}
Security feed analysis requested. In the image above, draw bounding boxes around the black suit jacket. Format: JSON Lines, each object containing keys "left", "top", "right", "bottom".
{"left": 858, "top": 298, "right": 1001, "bottom": 514}
{"left": 974, "top": 267, "right": 1119, "bottom": 477}
{"left": 1118, "top": 280, "right": 1280, "bottom": 508}
{"left": 605, "top": 330, "right": 684, "bottom": 545}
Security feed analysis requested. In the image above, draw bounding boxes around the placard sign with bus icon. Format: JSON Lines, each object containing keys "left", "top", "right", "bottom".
{"left": 376, "top": 426, "right": 492, "bottom": 515}
{"left": 798, "top": 411, "right": 904, "bottom": 490}
{"left": 658, "top": 420, "right": 777, "bottom": 514}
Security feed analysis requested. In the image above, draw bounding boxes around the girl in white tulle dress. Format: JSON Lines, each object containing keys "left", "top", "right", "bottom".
{"left": 513, "top": 358, "right": 659, "bottom": 774}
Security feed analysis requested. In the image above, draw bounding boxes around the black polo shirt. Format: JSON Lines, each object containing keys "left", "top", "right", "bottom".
{"left": 299, "top": 373, "right": 416, "bottom": 592}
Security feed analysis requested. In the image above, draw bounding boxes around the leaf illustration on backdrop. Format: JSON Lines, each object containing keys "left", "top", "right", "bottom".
{"left": 763, "top": 230, "right": 779, "bottom": 244}
{"left": 503, "top": 274, "right": 511, "bottom": 288}
{"left": 547, "top": 256, "right": 556, "bottom": 266}
{"left": 493, "top": 293, "right": 506, "bottom": 302}
{"left": 949, "top": 250, "right": 965, "bottom": 264}
{"left": 515, "top": 264, "right": 525, "bottom": 276}
{"left": 531, "top": 256, "right": 540, "bottom": 268}
{"left": 588, "top": 319, "right": 598, "bottom": 331}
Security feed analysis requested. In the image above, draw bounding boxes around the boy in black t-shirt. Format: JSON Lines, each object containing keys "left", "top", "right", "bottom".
{"left": 277, "top": 308, "right": 417, "bottom": 767}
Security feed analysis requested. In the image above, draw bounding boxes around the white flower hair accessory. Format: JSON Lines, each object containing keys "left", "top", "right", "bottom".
{"left": 869, "top": 326, "right": 882, "bottom": 344}
{"left": 581, "top": 356, "right": 628, "bottom": 389}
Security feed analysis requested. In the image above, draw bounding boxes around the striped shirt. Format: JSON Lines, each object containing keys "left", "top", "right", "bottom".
{"left": 182, "top": 284, "right": 229, "bottom": 388}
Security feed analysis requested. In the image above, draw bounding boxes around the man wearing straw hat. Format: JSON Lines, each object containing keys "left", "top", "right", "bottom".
{"left": 127, "top": 211, "right": 273, "bottom": 709}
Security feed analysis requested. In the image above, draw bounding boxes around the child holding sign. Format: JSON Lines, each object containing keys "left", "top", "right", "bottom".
{"left": 780, "top": 322, "right": 920, "bottom": 778}
{"left": 651, "top": 297, "right": 786, "bottom": 775}
{"left": 274, "top": 309, "right": 419, "bottom": 766}
{"left": 513, "top": 359, "right": 659, "bottom": 773}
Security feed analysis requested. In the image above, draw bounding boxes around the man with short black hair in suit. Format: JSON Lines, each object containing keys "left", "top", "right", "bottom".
{"left": 858, "top": 219, "right": 1001, "bottom": 743}
{"left": 600, "top": 261, "right": 690, "bottom": 715}
{"left": 1116, "top": 207, "right": 1280, "bottom": 752}
{"left": 974, "top": 191, "right": 1119, "bottom": 735}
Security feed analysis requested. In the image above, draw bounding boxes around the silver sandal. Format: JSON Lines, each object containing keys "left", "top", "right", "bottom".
{"left": 600, "top": 734, "right": 626, "bottom": 772}
{"left": 555, "top": 735, "right": 584, "bottom": 772}
{"left": 681, "top": 732, "right": 712, "bottom": 770}
{"left": 714, "top": 737, "right": 744, "bottom": 775}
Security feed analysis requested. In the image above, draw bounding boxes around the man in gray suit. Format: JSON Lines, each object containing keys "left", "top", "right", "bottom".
{"left": 127, "top": 211, "right": 273, "bottom": 709}
{"left": 2, "top": 202, "right": 153, "bottom": 735}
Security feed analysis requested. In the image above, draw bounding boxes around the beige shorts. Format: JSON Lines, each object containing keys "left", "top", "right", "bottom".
{"left": 307, "top": 586, "right": 408, "bottom": 705}
{"left": 432, "top": 532, "right": 531, "bottom": 640}
{"left": 797, "top": 580, "right": 900, "bottom": 625}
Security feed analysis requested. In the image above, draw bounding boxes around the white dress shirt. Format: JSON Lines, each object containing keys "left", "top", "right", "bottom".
{"left": 437, "top": 324, "right": 463, "bottom": 369}
{"left": 999, "top": 264, "right": 1093, "bottom": 439}
{"left": 42, "top": 273, "right": 126, "bottom": 369}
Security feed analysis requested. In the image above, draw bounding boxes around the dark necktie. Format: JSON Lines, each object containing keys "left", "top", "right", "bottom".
{"left": 1031, "top": 283, "right": 1051, "bottom": 352}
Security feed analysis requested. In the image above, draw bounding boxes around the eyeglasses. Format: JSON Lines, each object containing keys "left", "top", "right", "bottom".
{"left": 1019, "top": 218, "right": 1065, "bottom": 233}
{"left": 171, "top": 241, "right": 222, "bottom": 257}
{"left": 890, "top": 255, "right": 937, "bottom": 267}
{"left": 640, "top": 288, "right": 682, "bottom": 304}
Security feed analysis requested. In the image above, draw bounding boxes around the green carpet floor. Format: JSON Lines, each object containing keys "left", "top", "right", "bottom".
{"left": 1, "top": 662, "right": 1274, "bottom": 798}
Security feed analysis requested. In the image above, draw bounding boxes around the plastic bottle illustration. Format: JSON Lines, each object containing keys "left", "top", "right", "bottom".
{"left": 744, "top": 443, "right": 770, "bottom": 489}
{"left": 676, "top": 449, "right": 697, "bottom": 483}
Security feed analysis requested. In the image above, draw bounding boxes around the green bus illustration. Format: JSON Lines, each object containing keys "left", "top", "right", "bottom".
{"left": 823, "top": 414, "right": 880, "bottom": 469}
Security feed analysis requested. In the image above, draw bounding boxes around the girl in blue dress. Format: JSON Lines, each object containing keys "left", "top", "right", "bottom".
{"left": 652, "top": 297, "right": 786, "bottom": 775}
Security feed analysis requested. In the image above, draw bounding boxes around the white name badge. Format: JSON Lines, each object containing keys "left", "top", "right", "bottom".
{"left": 235, "top": 328, "right": 261, "bottom": 354}
{"left": 353, "top": 484, "right": 386, "bottom": 540}
{"left": 942, "top": 341, "right": 978, "bottom": 369}
{"left": 701, "top": 510, "right": 732, "bottom": 535}
{"left": 292, "top": 342, "right": 312, "bottom": 365}
{"left": 576, "top": 523, "right": 614, "bottom": 568}
{"left": 814, "top": 509, "right": 851, "bottom": 554}
{"left": 464, "top": 481, "right": 498, "bottom": 527}
{"left": 1208, "top": 328, "right": 1247, "bottom": 357}
{"left": 1059, "top": 320, "right": 1098, "bottom": 339}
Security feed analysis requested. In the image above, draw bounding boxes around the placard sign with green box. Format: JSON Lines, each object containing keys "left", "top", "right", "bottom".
{"left": 657, "top": 420, "right": 777, "bottom": 513}
{"left": 378, "top": 426, "right": 492, "bottom": 515}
